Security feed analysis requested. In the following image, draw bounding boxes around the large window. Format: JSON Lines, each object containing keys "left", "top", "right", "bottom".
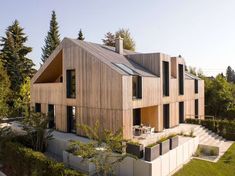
{"left": 195, "top": 79, "right": 198, "bottom": 94}
{"left": 48, "top": 104, "right": 55, "bottom": 129}
{"left": 133, "top": 108, "right": 141, "bottom": 126}
{"left": 163, "top": 104, "right": 170, "bottom": 129}
{"left": 66, "top": 70, "right": 76, "bottom": 98}
{"left": 179, "top": 102, "right": 184, "bottom": 123}
{"left": 132, "top": 75, "right": 142, "bottom": 99}
{"left": 178, "top": 64, "right": 184, "bottom": 95}
{"left": 67, "top": 106, "right": 76, "bottom": 133}
{"left": 195, "top": 99, "right": 199, "bottom": 119}
{"left": 35, "top": 103, "right": 41, "bottom": 113}
{"left": 163, "top": 61, "right": 169, "bottom": 96}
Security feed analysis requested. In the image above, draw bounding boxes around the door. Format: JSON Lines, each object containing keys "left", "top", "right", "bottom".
{"left": 163, "top": 104, "right": 170, "bottom": 129}
{"left": 48, "top": 104, "right": 55, "bottom": 128}
{"left": 179, "top": 102, "right": 184, "bottom": 123}
{"left": 67, "top": 106, "right": 76, "bottom": 133}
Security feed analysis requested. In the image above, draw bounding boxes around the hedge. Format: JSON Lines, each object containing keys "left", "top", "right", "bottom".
{"left": 0, "top": 141, "right": 85, "bottom": 176}
{"left": 185, "top": 118, "right": 235, "bottom": 141}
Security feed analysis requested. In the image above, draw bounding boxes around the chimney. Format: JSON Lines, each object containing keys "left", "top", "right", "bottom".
{"left": 115, "top": 37, "right": 123, "bottom": 54}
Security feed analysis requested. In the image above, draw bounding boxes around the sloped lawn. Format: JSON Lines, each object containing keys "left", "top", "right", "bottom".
{"left": 174, "top": 143, "right": 235, "bottom": 176}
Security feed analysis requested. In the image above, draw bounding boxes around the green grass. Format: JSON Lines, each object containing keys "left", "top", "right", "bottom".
{"left": 174, "top": 143, "right": 235, "bottom": 176}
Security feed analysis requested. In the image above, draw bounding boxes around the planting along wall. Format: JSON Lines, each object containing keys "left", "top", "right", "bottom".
{"left": 117, "top": 136, "right": 199, "bottom": 176}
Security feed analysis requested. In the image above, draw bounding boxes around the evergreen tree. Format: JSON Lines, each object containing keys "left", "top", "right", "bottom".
{"left": 77, "top": 29, "right": 85, "bottom": 40}
{"left": 102, "top": 32, "right": 115, "bottom": 47}
{"left": 41, "top": 10, "right": 60, "bottom": 63}
{"left": 226, "top": 66, "right": 235, "bottom": 83}
{"left": 0, "top": 20, "right": 35, "bottom": 92}
{"left": 0, "top": 59, "right": 10, "bottom": 117}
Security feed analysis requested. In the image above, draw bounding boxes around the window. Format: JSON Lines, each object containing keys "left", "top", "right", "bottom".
{"left": 178, "top": 64, "right": 184, "bottom": 95}
{"left": 66, "top": 70, "right": 76, "bottom": 98}
{"left": 35, "top": 103, "right": 41, "bottom": 113}
{"left": 133, "top": 108, "right": 141, "bottom": 126}
{"left": 179, "top": 102, "right": 184, "bottom": 123}
{"left": 195, "top": 79, "right": 198, "bottom": 94}
{"left": 163, "top": 61, "right": 169, "bottom": 96}
{"left": 195, "top": 99, "right": 199, "bottom": 119}
{"left": 48, "top": 104, "right": 55, "bottom": 129}
{"left": 163, "top": 104, "right": 170, "bottom": 129}
{"left": 132, "top": 75, "right": 142, "bottom": 99}
{"left": 67, "top": 106, "right": 76, "bottom": 133}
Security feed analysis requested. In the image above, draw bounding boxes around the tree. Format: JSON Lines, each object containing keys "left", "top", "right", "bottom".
{"left": 22, "top": 111, "right": 53, "bottom": 152}
{"left": 14, "top": 77, "right": 30, "bottom": 117}
{"left": 205, "top": 74, "right": 234, "bottom": 117}
{"left": 0, "top": 20, "right": 35, "bottom": 92}
{"left": 102, "top": 32, "right": 115, "bottom": 47}
{"left": 102, "top": 28, "right": 136, "bottom": 51}
{"left": 226, "top": 66, "right": 235, "bottom": 83}
{"left": 41, "top": 10, "right": 60, "bottom": 63}
{"left": 77, "top": 29, "right": 85, "bottom": 40}
{"left": 0, "top": 59, "right": 10, "bottom": 118}
{"left": 67, "top": 122, "right": 130, "bottom": 176}
{"left": 115, "top": 28, "right": 135, "bottom": 51}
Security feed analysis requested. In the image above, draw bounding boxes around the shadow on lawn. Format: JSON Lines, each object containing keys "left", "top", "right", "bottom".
{"left": 221, "top": 151, "right": 233, "bottom": 164}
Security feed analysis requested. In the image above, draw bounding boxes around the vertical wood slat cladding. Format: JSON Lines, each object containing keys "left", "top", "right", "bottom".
{"left": 31, "top": 38, "right": 205, "bottom": 140}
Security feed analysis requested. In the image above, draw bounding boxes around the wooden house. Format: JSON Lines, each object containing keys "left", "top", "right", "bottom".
{"left": 31, "top": 37, "right": 204, "bottom": 139}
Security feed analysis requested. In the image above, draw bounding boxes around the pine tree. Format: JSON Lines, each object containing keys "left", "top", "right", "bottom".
{"left": 0, "top": 20, "right": 35, "bottom": 92}
{"left": 77, "top": 29, "right": 85, "bottom": 40}
{"left": 0, "top": 59, "right": 10, "bottom": 117}
{"left": 41, "top": 10, "right": 60, "bottom": 63}
{"left": 226, "top": 66, "right": 235, "bottom": 83}
{"left": 102, "top": 32, "right": 115, "bottom": 47}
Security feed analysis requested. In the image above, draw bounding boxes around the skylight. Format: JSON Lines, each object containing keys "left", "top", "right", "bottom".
{"left": 113, "top": 63, "right": 138, "bottom": 75}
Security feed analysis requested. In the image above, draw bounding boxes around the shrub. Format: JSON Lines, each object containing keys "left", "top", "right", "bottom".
{"left": 186, "top": 118, "right": 235, "bottom": 140}
{"left": 0, "top": 141, "right": 84, "bottom": 176}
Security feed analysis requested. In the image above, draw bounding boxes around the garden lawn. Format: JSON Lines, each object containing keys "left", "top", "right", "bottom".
{"left": 174, "top": 143, "right": 235, "bottom": 176}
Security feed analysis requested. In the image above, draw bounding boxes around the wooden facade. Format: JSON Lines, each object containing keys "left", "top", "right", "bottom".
{"left": 31, "top": 38, "right": 204, "bottom": 139}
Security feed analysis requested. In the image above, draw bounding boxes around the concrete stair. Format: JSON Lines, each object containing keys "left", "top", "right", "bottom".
{"left": 193, "top": 125, "right": 225, "bottom": 147}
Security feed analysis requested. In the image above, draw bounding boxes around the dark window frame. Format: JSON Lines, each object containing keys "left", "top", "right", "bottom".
{"left": 132, "top": 75, "right": 142, "bottom": 99}
{"left": 163, "top": 104, "right": 170, "bottom": 129}
{"left": 195, "top": 79, "right": 198, "bottom": 94}
{"left": 195, "top": 99, "right": 199, "bottom": 119}
{"left": 163, "top": 61, "right": 169, "bottom": 97}
{"left": 133, "top": 108, "right": 141, "bottom": 126}
{"left": 179, "top": 102, "right": 184, "bottom": 123}
{"left": 178, "top": 64, "right": 184, "bottom": 95}
{"left": 48, "top": 104, "right": 55, "bottom": 129}
{"left": 35, "top": 103, "right": 41, "bottom": 113}
{"left": 67, "top": 106, "right": 76, "bottom": 133}
{"left": 66, "top": 70, "right": 76, "bottom": 98}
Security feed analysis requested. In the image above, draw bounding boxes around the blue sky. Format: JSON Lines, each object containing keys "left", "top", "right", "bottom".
{"left": 1, "top": 0, "right": 235, "bottom": 76}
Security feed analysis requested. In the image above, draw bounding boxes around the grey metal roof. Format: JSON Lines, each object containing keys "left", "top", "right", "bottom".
{"left": 185, "top": 72, "right": 200, "bottom": 80}
{"left": 69, "top": 38, "right": 157, "bottom": 77}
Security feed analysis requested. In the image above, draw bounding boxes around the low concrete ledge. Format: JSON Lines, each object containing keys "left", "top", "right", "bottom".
{"left": 63, "top": 151, "right": 96, "bottom": 175}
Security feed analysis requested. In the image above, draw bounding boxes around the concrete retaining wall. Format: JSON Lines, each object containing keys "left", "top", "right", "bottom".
{"left": 117, "top": 136, "right": 199, "bottom": 176}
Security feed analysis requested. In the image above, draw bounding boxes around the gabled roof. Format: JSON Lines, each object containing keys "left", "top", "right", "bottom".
{"left": 69, "top": 38, "right": 157, "bottom": 77}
